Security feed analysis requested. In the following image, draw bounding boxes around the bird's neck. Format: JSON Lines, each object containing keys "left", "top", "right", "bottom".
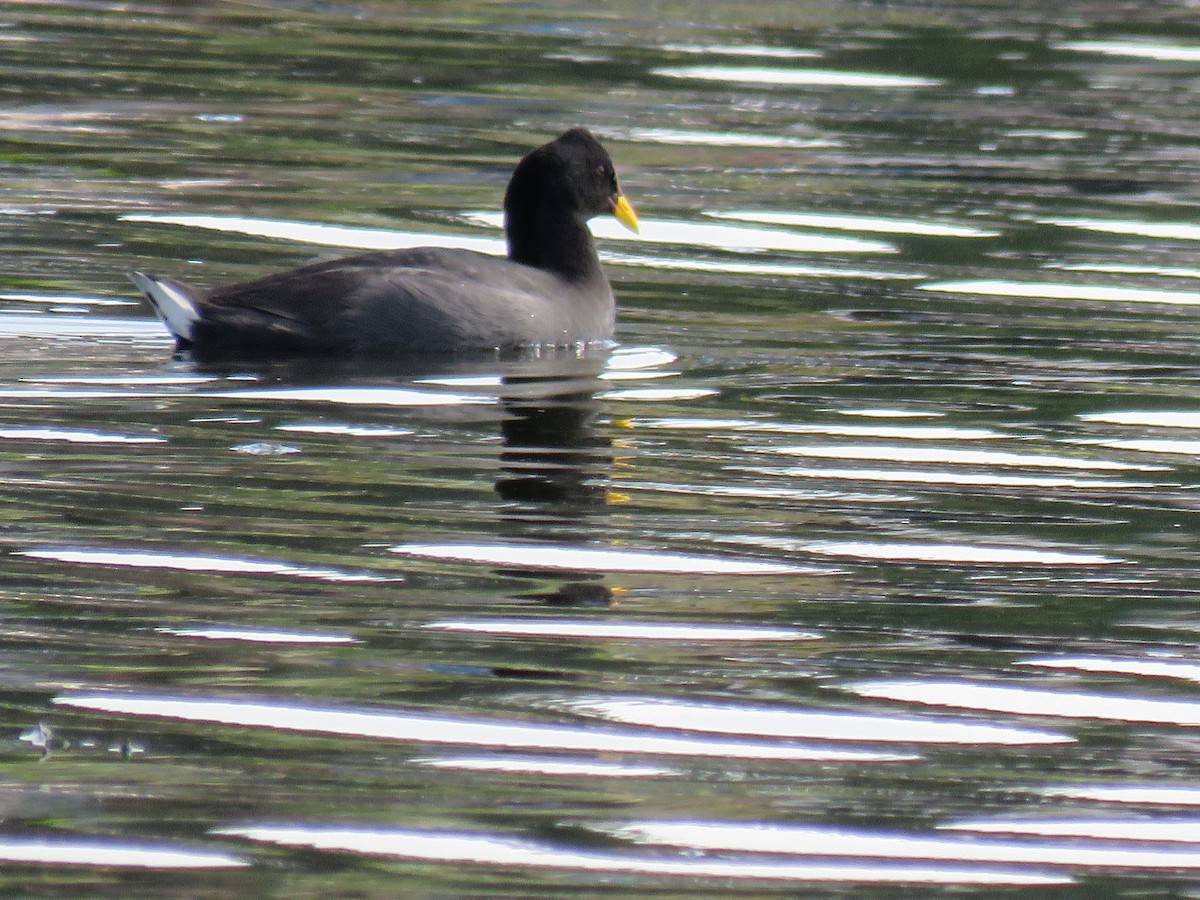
{"left": 504, "top": 201, "right": 604, "bottom": 284}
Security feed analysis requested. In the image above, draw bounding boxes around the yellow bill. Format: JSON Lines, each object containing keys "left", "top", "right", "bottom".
{"left": 611, "top": 193, "right": 640, "bottom": 234}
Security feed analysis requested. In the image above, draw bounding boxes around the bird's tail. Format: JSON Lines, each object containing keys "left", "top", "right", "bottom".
{"left": 129, "top": 271, "right": 200, "bottom": 348}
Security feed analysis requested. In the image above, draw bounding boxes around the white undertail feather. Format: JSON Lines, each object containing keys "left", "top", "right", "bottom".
{"left": 129, "top": 271, "right": 200, "bottom": 344}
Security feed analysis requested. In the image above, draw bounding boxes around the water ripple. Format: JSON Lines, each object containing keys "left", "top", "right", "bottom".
{"left": 920, "top": 279, "right": 1200, "bottom": 306}
{"left": 770, "top": 443, "right": 1161, "bottom": 471}
{"left": 652, "top": 66, "right": 943, "bottom": 88}
{"left": 0, "top": 836, "right": 245, "bottom": 868}
{"left": 423, "top": 619, "right": 818, "bottom": 641}
{"left": 0, "top": 292, "right": 136, "bottom": 307}
{"left": 749, "top": 465, "right": 1151, "bottom": 490}
{"left": 1022, "top": 655, "right": 1200, "bottom": 684}
{"left": 1044, "top": 217, "right": 1200, "bottom": 242}
{"left": 1081, "top": 411, "right": 1200, "bottom": 428}
{"left": 710, "top": 210, "right": 999, "bottom": 238}
{"left": 558, "top": 695, "right": 1070, "bottom": 745}
{"left": 214, "top": 824, "right": 1065, "bottom": 885}
{"left": 602, "top": 251, "right": 922, "bottom": 279}
{"left": 157, "top": 625, "right": 359, "bottom": 645}
{"left": 638, "top": 417, "right": 1002, "bottom": 439}
{"left": 53, "top": 693, "right": 904, "bottom": 761}
{"left": 276, "top": 423, "right": 415, "bottom": 437}
{"left": 1038, "top": 785, "right": 1200, "bottom": 806}
{"left": 391, "top": 542, "right": 817, "bottom": 574}
{"left": 658, "top": 43, "right": 822, "bottom": 59}
{"left": 604, "top": 126, "right": 835, "bottom": 148}
{"left": 1083, "top": 438, "right": 1200, "bottom": 455}
{"left": 945, "top": 817, "right": 1200, "bottom": 843}
{"left": 849, "top": 679, "right": 1200, "bottom": 726}
{"left": 0, "top": 313, "right": 167, "bottom": 340}
{"left": 598, "top": 386, "right": 717, "bottom": 401}
{"left": 412, "top": 755, "right": 677, "bottom": 777}
{"left": 18, "top": 547, "right": 387, "bottom": 583}
{"left": 123, "top": 213, "right": 506, "bottom": 253}
{"left": 1057, "top": 40, "right": 1200, "bottom": 62}
{"left": 609, "top": 819, "right": 1200, "bottom": 870}
{"left": 210, "top": 386, "right": 492, "bottom": 407}
{"left": 0, "top": 426, "right": 164, "bottom": 444}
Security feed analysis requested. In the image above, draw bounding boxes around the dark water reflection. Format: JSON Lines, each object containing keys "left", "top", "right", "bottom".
{"left": 8, "top": 1, "right": 1200, "bottom": 896}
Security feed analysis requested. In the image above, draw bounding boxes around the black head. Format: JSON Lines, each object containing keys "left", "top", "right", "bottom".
{"left": 504, "top": 127, "right": 636, "bottom": 228}
{"left": 502, "top": 128, "right": 638, "bottom": 278}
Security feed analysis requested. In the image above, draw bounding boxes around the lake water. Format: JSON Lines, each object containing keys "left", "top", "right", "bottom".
{"left": 5, "top": 1, "right": 1200, "bottom": 895}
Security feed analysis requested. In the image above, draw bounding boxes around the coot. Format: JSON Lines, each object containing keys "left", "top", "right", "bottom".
{"left": 130, "top": 127, "right": 638, "bottom": 358}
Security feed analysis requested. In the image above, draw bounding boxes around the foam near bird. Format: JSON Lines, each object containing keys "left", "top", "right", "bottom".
{"left": 131, "top": 128, "right": 638, "bottom": 358}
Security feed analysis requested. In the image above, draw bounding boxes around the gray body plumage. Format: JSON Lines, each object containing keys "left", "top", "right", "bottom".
{"left": 130, "top": 128, "right": 634, "bottom": 360}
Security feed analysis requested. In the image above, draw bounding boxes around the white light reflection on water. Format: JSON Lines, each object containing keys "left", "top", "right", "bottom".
{"left": 391, "top": 542, "right": 817, "bottom": 575}
{"left": 464, "top": 211, "right": 896, "bottom": 254}
{"left": 606, "top": 126, "right": 836, "bottom": 148}
{"left": 598, "top": 386, "right": 717, "bottom": 401}
{"left": 214, "top": 825, "right": 1068, "bottom": 885}
{"left": 606, "top": 346, "right": 677, "bottom": 370}
{"left": 559, "top": 696, "right": 1071, "bottom": 745}
{"left": 1038, "top": 784, "right": 1200, "bottom": 806}
{"left": 209, "top": 386, "right": 492, "bottom": 407}
{"left": 638, "top": 417, "right": 1001, "bottom": 440}
{"left": 748, "top": 464, "right": 1151, "bottom": 490}
{"left": 1050, "top": 262, "right": 1200, "bottom": 279}
{"left": 52, "top": 693, "right": 906, "bottom": 761}
{"left": 21, "top": 374, "right": 216, "bottom": 386}
{"left": 123, "top": 213, "right": 506, "bottom": 253}
{"left": 275, "top": 423, "right": 415, "bottom": 437}
{"left": 599, "top": 368, "right": 677, "bottom": 382}
{"left": 414, "top": 347, "right": 678, "bottom": 387}
{"left": 920, "top": 279, "right": 1200, "bottom": 305}
{"left": 1022, "top": 655, "right": 1200, "bottom": 684}
{"left": 18, "top": 548, "right": 387, "bottom": 583}
{"left": 709, "top": 210, "right": 1000, "bottom": 238}
{"left": 413, "top": 755, "right": 677, "bottom": 777}
{"left": 1044, "top": 217, "right": 1200, "bottom": 241}
{"left": 849, "top": 679, "right": 1200, "bottom": 725}
{"left": 1056, "top": 40, "right": 1200, "bottom": 62}
{"left": 1083, "top": 438, "right": 1200, "bottom": 456}
{"left": 0, "top": 426, "right": 165, "bottom": 444}
{"left": 945, "top": 817, "right": 1200, "bottom": 843}
{"left": 157, "top": 625, "right": 359, "bottom": 645}
{"left": 232, "top": 440, "right": 300, "bottom": 456}
{"left": 1004, "top": 129, "right": 1087, "bottom": 140}
{"left": 0, "top": 387, "right": 169, "bottom": 400}
{"left": 0, "top": 313, "right": 167, "bottom": 341}
{"left": 652, "top": 66, "right": 943, "bottom": 88}
{"left": 623, "top": 479, "right": 914, "bottom": 505}
{"left": 601, "top": 251, "right": 921, "bottom": 279}
{"left": 0, "top": 292, "right": 136, "bottom": 307}
{"left": 658, "top": 43, "right": 822, "bottom": 59}
{"left": 1081, "top": 411, "right": 1200, "bottom": 428}
{"left": 832, "top": 408, "right": 942, "bottom": 418}
{"left": 0, "top": 837, "right": 246, "bottom": 868}
{"left": 770, "top": 444, "right": 1160, "bottom": 471}
{"left": 801, "top": 542, "right": 1119, "bottom": 566}
{"left": 607, "top": 819, "right": 1200, "bottom": 870}
{"left": 412, "top": 374, "right": 502, "bottom": 387}
{"left": 423, "top": 619, "right": 819, "bottom": 642}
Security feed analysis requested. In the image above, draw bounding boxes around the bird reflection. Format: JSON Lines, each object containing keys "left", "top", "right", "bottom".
{"left": 495, "top": 369, "right": 610, "bottom": 508}
{"left": 491, "top": 351, "right": 618, "bottom": 606}
{"left": 189, "top": 345, "right": 621, "bottom": 607}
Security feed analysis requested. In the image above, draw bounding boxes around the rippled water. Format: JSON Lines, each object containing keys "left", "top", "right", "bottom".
{"left": 6, "top": 1, "right": 1200, "bottom": 896}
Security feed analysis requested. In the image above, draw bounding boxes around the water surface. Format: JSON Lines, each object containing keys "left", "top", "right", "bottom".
{"left": 4, "top": 1, "right": 1200, "bottom": 896}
